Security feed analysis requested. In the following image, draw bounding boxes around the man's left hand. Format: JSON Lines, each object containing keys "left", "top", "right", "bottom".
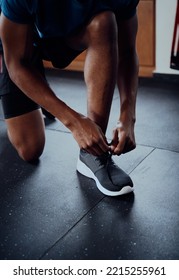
{"left": 110, "top": 121, "right": 136, "bottom": 155}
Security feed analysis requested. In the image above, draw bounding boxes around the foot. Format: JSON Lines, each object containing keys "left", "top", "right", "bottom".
{"left": 77, "top": 149, "right": 134, "bottom": 196}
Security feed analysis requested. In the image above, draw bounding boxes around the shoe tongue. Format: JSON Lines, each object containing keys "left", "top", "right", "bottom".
{"left": 95, "top": 152, "right": 110, "bottom": 167}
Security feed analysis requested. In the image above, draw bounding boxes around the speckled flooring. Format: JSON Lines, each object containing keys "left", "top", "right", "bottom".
{"left": 0, "top": 70, "right": 179, "bottom": 260}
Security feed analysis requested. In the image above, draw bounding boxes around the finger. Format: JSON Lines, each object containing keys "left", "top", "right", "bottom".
{"left": 83, "top": 136, "right": 110, "bottom": 156}
{"left": 85, "top": 144, "right": 108, "bottom": 156}
{"left": 113, "top": 131, "right": 126, "bottom": 155}
{"left": 93, "top": 140, "right": 110, "bottom": 156}
{"left": 110, "top": 129, "right": 118, "bottom": 153}
{"left": 100, "top": 134, "right": 111, "bottom": 151}
{"left": 122, "top": 140, "right": 136, "bottom": 154}
{"left": 84, "top": 147, "right": 99, "bottom": 156}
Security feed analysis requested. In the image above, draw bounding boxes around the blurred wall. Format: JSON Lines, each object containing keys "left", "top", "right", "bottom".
{"left": 155, "top": 0, "right": 178, "bottom": 74}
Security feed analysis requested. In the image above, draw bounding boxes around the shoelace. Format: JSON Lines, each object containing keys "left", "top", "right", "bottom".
{"left": 94, "top": 152, "right": 111, "bottom": 167}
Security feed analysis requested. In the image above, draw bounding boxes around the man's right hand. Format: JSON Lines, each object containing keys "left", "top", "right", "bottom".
{"left": 70, "top": 114, "right": 110, "bottom": 156}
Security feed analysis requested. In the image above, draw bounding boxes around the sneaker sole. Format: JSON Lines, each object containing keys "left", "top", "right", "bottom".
{"left": 77, "top": 158, "right": 134, "bottom": 196}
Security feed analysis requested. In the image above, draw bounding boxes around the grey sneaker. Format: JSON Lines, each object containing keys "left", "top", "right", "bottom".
{"left": 77, "top": 149, "right": 134, "bottom": 196}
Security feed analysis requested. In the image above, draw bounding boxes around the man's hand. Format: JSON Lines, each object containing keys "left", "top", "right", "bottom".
{"left": 110, "top": 121, "right": 136, "bottom": 155}
{"left": 71, "top": 114, "right": 110, "bottom": 156}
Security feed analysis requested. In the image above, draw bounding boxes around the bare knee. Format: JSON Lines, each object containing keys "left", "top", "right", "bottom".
{"left": 5, "top": 109, "right": 45, "bottom": 162}
{"left": 7, "top": 130, "right": 45, "bottom": 162}
{"left": 87, "top": 11, "right": 118, "bottom": 44}
{"left": 17, "top": 141, "right": 45, "bottom": 162}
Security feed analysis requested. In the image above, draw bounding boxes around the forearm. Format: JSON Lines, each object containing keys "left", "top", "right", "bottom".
{"left": 0, "top": 15, "right": 110, "bottom": 155}
{"left": 117, "top": 49, "right": 139, "bottom": 124}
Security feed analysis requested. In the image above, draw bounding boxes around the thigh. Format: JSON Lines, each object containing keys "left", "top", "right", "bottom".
{"left": 114, "top": 0, "right": 140, "bottom": 21}
{"left": 0, "top": 52, "right": 45, "bottom": 160}
{"left": 1, "top": 87, "right": 40, "bottom": 119}
{"left": 63, "top": 0, "right": 139, "bottom": 54}
{"left": 5, "top": 109, "right": 45, "bottom": 152}
{"left": 1, "top": 86, "right": 45, "bottom": 152}
{"left": 1, "top": 93, "right": 45, "bottom": 160}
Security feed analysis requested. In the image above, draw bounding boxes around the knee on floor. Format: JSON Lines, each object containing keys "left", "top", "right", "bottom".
{"left": 17, "top": 141, "right": 45, "bottom": 162}
{"left": 9, "top": 135, "right": 45, "bottom": 162}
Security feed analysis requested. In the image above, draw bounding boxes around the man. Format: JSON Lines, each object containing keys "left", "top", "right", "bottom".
{"left": 0, "top": 0, "right": 139, "bottom": 196}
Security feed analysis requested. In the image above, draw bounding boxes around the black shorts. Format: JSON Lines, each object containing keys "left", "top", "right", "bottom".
{"left": 94, "top": 0, "right": 140, "bottom": 21}
{"left": 0, "top": 49, "right": 44, "bottom": 119}
{"left": 0, "top": 39, "right": 85, "bottom": 119}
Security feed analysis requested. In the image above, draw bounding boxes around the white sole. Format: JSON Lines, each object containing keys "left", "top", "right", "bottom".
{"left": 77, "top": 158, "right": 134, "bottom": 196}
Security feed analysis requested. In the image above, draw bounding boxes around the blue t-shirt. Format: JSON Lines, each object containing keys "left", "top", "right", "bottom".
{"left": 0, "top": 0, "right": 93, "bottom": 38}
{"left": 0, "top": 0, "right": 138, "bottom": 39}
